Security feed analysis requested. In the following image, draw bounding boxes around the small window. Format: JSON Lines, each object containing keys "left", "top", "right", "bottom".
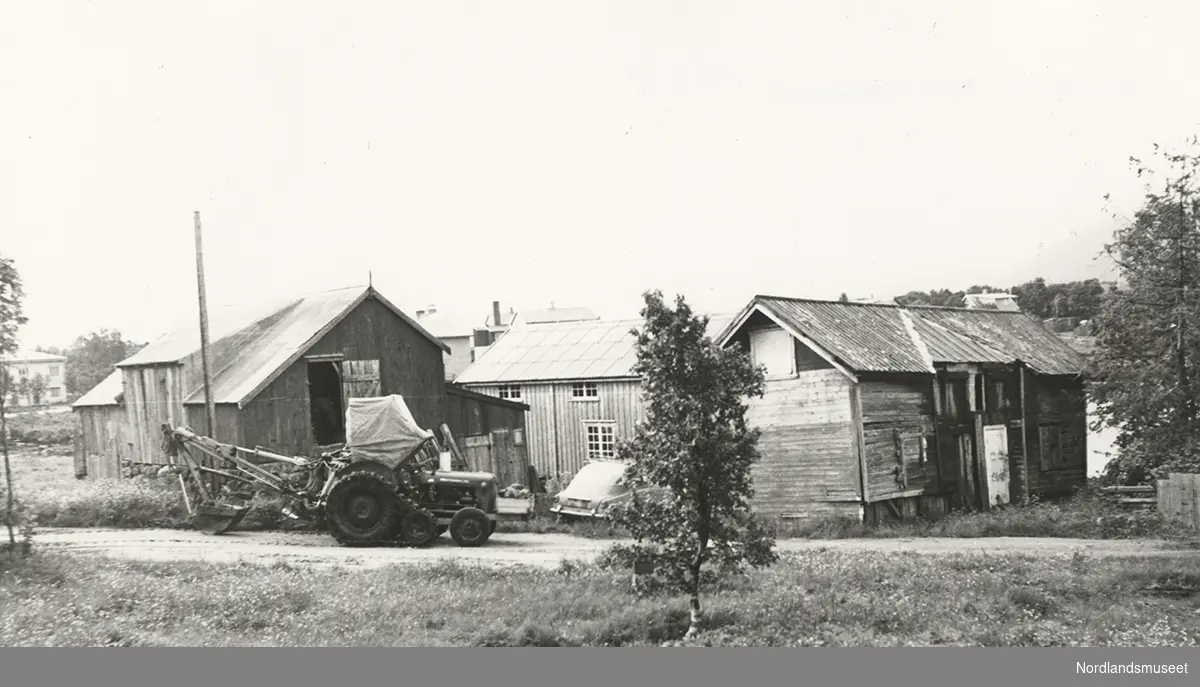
{"left": 49, "top": 387, "right": 61, "bottom": 398}
{"left": 585, "top": 422, "right": 616, "bottom": 459}
{"left": 748, "top": 327, "right": 795, "bottom": 379}
{"left": 498, "top": 384, "right": 521, "bottom": 400}
{"left": 572, "top": 382, "right": 599, "bottom": 400}
{"left": 49, "top": 365, "right": 60, "bottom": 376}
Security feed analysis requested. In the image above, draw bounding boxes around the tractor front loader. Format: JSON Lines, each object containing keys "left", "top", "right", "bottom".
{"left": 160, "top": 394, "right": 501, "bottom": 547}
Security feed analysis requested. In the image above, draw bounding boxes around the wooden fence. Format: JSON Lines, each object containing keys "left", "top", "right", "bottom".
{"left": 1156, "top": 473, "right": 1200, "bottom": 529}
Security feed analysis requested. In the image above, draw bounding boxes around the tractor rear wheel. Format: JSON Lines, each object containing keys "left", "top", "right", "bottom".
{"left": 324, "top": 472, "right": 404, "bottom": 547}
{"left": 449, "top": 507, "right": 490, "bottom": 548}
{"left": 399, "top": 510, "right": 437, "bottom": 547}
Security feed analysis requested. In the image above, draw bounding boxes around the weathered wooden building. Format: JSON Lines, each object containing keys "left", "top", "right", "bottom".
{"left": 455, "top": 314, "right": 733, "bottom": 478}
{"left": 715, "top": 295, "right": 1090, "bottom": 524}
{"left": 73, "top": 285, "right": 528, "bottom": 479}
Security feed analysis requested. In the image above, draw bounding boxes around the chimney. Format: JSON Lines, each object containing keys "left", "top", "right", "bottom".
{"left": 493, "top": 301, "right": 502, "bottom": 327}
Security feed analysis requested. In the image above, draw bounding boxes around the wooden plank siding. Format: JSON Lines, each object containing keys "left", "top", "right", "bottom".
{"left": 233, "top": 297, "right": 447, "bottom": 458}
{"left": 1025, "top": 374, "right": 1088, "bottom": 497}
{"left": 857, "top": 375, "right": 941, "bottom": 502}
{"left": 73, "top": 406, "right": 130, "bottom": 477}
{"left": 444, "top": 385, "right": 528, "bottom": 453}
{"left": 466, "top": 380, "right": 644, "bottom": 478}
{"left": 745, "top": 368, "right": 862, "bottom": 518}
{"left": 121, "top": 364, "right": 186, "bottom": 465}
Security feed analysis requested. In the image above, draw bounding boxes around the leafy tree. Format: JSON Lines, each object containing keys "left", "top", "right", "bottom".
{"left": 29, "top": 374, "right": 46, "bottom": 406}
{"left": 838, "top": 293, "right": 850, "bottom": 303}
{"left": 64, "top": 329, "right": 145, "bottom": 399}
{"left": 1091, "top": 140, "right": 1200, "bottom": 483}
{"left": 609, "top": 290, "right": 778, "bottom": 638}
{"left": 0, "top": 255, "right": 28, "bottom": 555}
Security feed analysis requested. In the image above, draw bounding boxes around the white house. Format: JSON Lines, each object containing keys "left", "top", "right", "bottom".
{"left": 1, "top": 349, "right": 69, "bottom": 406}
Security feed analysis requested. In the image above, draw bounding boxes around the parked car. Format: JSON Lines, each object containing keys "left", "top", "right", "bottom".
{"left": 550, "top": 460, "right": 668, "bottom": 521}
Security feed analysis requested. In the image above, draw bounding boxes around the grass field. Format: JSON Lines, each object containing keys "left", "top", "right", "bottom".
{"left": 4, "top": 448, "right": 1193, "bottom": 541}
{"left": 1, "top": 548, "right": 1198, "bottom": 646}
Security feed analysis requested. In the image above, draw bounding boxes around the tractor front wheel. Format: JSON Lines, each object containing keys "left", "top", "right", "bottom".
{"left": 449, "top": 507, "right": 491, "bottom": 548}
{"left": 324, "top": 472, "right": 404, "bottom": 547}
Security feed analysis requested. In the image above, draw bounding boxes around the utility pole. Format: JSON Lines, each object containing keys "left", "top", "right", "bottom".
{"left": 194, "top": 211, "right": 217, "bottom": 439}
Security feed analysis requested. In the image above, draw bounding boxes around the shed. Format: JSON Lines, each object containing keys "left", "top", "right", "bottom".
{"left": 715, "top": 295, "right": 1090, "bottom": 524}
{"left": 73, "top": 285, "right": 527, "bottom": 478}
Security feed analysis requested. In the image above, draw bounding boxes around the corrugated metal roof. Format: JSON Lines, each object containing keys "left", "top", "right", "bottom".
{"left": 754, "top": 297, "right": 932, "bottom": 373}
{"left": 81, "top": 285, "right": 445, "bottom": 408}
{"left": 455, "top": 312, "right": 737, "bottom": 384}
{"left": 182, "top": 286, "right": 370, "bottom": 405}
{"left": 718, "top": 296, "right": 1087, "bottom": 376}
{"left": 907, "top": 307, "right": 1087, "bottom": 375}
{"left": 72, "top": 369, "right": 124, "bottom": 408}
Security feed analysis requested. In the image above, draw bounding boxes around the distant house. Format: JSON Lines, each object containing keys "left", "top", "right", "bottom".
{"left": 1, "top": 349, "right": 68, "bottom": 406}
{"left": 714, "top": 296, "right": 1090, "bottom": 524}
{"left": 414, "top": 305, "right": 478, "bottom": 381}
{"left": 71, "top": 285, "right": 527, "bottom": 479}
{"left": 456, "top": 313, "right": 734, "bottom": 478}
{"left": 964, "top": 292, "right": 1021, "bottom": 312}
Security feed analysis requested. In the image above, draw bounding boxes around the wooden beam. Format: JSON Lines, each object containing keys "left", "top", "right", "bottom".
{"left": 1018, "top": 362, "right": 1031, "bottom": 504}
{"left": 850, "top": 383, "right": 869, "bottom": 504}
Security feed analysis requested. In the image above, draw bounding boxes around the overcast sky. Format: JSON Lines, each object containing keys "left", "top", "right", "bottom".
{"left": 3, "top": 1, "right": 1198, "bottom": 349}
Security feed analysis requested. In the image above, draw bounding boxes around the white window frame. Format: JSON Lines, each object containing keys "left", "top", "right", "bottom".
{"left": 748, "top": 326, "right": 796, "bottom": 380}
{"left": 584, "top": 421, "right": 617, "bottom": 460}
{"left": 498, "top": 384, "right": 521, "bottom": 400}
{"left": 571, "top": 381, "right": 599, "bottom": 401}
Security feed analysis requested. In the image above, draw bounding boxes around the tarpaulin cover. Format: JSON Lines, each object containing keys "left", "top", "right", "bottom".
{"left": 344, "top": 395, "right": 434, "bottom": 469}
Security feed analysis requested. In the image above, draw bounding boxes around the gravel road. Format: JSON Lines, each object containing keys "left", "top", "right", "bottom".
{"left": 32, "top": 528, "right": 1200, "bottom": 570}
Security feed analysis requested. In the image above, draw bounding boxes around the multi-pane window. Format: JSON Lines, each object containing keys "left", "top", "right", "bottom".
{"left": 49, "top": 365, "right": 60, "bottom": 376}
{"left": 572, "top": 382, "right": 598, "bottom": 399}
{"left": 498, "top": 384, "right": 521, "bottom": 400}
{"left": 585, "top": 422, "right": 616, "bottom": 460}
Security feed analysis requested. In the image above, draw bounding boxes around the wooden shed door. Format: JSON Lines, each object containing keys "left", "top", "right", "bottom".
{"left": 340, "top": 359, "right": 381, "bottom": 400}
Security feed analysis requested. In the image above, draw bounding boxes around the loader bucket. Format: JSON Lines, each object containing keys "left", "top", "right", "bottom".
{"left": 191, "top": 502, "right": 249, "bottom": 535}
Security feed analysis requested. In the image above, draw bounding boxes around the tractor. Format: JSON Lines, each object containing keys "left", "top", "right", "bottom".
{"left": 160, "top": 394, "right": 499, "bottom": 547}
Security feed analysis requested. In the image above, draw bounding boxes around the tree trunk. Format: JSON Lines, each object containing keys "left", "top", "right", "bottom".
{"left": 1, "top": 392, "right": 14, "bottom": 557}
{"left": 684, "top": 567, "right": 702, "bottom": 639}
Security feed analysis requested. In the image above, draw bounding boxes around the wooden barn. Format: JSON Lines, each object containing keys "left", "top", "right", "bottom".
{"left": 715, "top": 295, "right": 1090, "bottom": 524}
{"left": 72, "top": 285, "right": 528, "bottom": 479}
{"left": 455, "top": 314, "right": 733, "bottom": 478}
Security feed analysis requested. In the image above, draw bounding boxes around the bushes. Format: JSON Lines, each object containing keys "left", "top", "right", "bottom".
{"left": 5, "top": 412, "right": 74, "bottom": 446}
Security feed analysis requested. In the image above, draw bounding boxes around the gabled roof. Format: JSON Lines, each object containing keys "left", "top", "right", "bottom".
{"left": 108, "top": 285, "right": 448, "bottom": 408}
{"left": 455, "top": 312, "right": 736, "bottom": 385}
{"left": 72, "top": 369, "right": 124, "bottom": 408}
{"left": 414, "top": 310, "right": 480, "bottom": 338}
{"left": 716, "top": 296, "right": 1086, "bottom": 377}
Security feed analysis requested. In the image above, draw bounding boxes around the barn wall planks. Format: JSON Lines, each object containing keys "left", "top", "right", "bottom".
{"left": 1025, "top": 374, "right": 1088, "bottom": 497}
{"left": 857, "top": 375, "right": 940, "bottom": 502}
{"left": 74, "top": 405, "right": 131, "bottom": 479}
{"left": 444, "top": 386, "right": 528, "bottom": 457}
{"left": 745, "top": 369, "right": 860, "bottom": 517}
{"left": 236, "top": 296, "right": 447, "bottom": 457}
{"left": 466, "top": 380, "right": 644, "bottom": 478}
{"left": 121, "top": 364, "right": 186, "bottom": 465}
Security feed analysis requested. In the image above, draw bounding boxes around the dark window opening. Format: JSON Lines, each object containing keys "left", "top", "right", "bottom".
{"left": 308, "top": 361, "right": 345, "bottom": 445}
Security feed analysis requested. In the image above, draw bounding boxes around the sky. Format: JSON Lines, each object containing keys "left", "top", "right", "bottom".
{"left": 3, "top": 1, "right": 1198, "bottom": 349}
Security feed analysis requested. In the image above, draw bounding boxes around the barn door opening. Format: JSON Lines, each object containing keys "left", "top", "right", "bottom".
{"left": 308, "top": 361, "right": 345, "bottom": 446}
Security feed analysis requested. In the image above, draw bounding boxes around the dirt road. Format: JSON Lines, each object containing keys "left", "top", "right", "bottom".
{"left": 33, "top": 528, "right": 1200, "bottom": 570}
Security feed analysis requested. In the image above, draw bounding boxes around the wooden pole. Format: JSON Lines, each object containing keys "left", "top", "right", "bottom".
{"left": 194, "top": 212, "right": 217, "bottom": 439}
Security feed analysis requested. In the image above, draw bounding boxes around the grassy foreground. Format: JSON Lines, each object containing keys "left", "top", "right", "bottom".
{"left": 2, "top": 549, "right": 1199, "bottom": 647}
